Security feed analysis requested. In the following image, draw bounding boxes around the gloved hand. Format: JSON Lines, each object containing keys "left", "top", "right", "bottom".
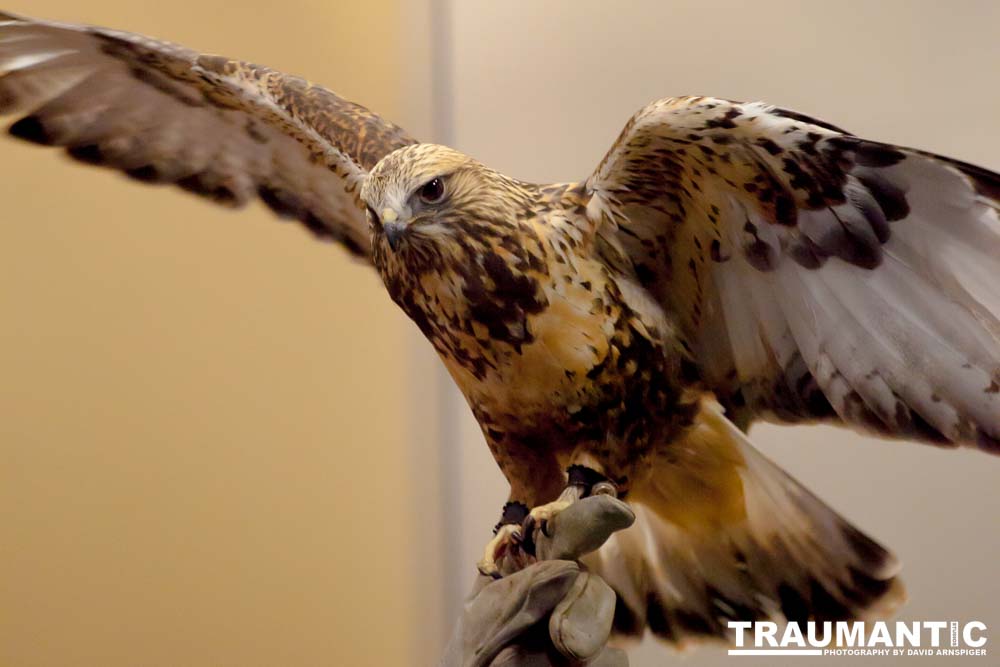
{"left": 440, "top": 495, "right": 635, "bottom": 667}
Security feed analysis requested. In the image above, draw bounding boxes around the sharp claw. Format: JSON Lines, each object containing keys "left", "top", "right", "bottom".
{"left": 477, "top": 562, "right": 502, "bottom": 579}
{"left": 520, "top": 515, "right": 537, "bottom": 556}
{"left": 479, "top": 523, "right": 528, "bottom": 578}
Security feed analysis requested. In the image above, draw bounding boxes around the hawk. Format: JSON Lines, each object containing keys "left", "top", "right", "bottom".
{"left": 3, "top": 10, "right": 999, "bottom": 647}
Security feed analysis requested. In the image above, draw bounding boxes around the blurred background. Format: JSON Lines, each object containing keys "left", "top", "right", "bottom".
{"left": 1, "top": 1, "right": 998, "bottom": 665}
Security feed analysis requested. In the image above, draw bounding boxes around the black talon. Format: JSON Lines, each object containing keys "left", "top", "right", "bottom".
{"left": 478, "top": 562, "right": 503, "bottom": 580}
{"left": 520, "top": 515, "right": 537, "bottom": 556}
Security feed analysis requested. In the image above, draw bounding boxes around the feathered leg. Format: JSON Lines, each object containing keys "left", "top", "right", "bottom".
{"left": 477, "top": 441, "right": 564, "bottom": 578}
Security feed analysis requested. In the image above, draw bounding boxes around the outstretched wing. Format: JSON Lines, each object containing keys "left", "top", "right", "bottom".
{"left": 0, "top": 11, "right": 416, "bottom": 258}
{"left": 586, "top": 96, "right": 1000, "bottom": 452}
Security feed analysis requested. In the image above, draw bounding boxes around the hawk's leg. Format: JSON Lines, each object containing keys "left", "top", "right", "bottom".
{"left": 476, "top": 438, "right": 565, "bottom": 578}
{"left": 521, "top": 465, "right": 619, "bottom": 556}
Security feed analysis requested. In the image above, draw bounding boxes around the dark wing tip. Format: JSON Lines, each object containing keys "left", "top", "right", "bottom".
{"left": 8, "top": 116, "right": 53, "bottom": 145}
{"left": 769, "top": 106, "right": 853, "bottom": 135}
{"left": 941, "top": 156, "right": 1000, "bottom": 201}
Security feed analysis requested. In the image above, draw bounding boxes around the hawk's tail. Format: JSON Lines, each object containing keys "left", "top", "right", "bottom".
{"left": 583, "top": 400, "right": 905, "bottom": 647}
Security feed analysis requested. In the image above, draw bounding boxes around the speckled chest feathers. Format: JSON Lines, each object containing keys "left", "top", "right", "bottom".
{"left": 365, "top": 145, "right": 697, "bottom": 484}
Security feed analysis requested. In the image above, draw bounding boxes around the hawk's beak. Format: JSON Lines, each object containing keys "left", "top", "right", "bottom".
{"left": 381, "top": 207, "right": 405, "bottom": 252}
{"left": 384, "top": 221, "right": 406, "bottom": 251}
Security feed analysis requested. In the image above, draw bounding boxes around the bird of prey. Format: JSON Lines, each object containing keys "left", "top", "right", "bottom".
{"left": 3, "top": 10, "right": 999, "bottom": 648}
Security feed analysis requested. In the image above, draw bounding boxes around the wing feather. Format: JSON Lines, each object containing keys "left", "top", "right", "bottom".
{"left": 0, "top": 11, "right": 417, "bottom": 258}
{"left": 585, "top": 400, "right": 903, "bottom": 646}
{"left": 586, "top": 96, "right": 1000, "bottom": 451}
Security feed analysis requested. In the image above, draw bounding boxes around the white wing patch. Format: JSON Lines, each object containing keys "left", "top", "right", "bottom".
{"left": 586, "top": 96, "right": 1000, "bottom": 451}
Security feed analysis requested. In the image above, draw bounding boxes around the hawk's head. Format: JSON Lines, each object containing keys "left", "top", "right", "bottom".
{"left": 362, "top": 143, "right": 472, "bottom": 253}
{"left": 361, "top": 144, "right": 530, "bottom": 269}
{"left": 361, "top": 143, "right": 545, "bottom": 353}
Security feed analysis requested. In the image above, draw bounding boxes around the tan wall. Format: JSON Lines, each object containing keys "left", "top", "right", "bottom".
{"left": 445, "top": 2, "right": 1000, "bottom": 665}
{"left": 0, "top": 2, "right": 444, "bottom": 665}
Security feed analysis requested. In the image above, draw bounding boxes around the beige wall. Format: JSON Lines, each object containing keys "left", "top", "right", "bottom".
{"left": 445, "top": 1, "right": 1000, "bottom": 665}
{"left": 0, "top": 2, "right": 445, "bottom": 665}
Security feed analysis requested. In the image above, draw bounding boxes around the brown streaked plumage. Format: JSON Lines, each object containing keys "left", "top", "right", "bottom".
{"left": 5, "top": 12, "right": 1000, "bottom": 649}
{"left": 0, "top": 10, "right": 414, "bottom": 256}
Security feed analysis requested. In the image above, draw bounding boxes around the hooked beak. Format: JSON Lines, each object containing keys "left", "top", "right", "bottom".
{"left": 383, "top": 221, "right": 406, "bottom": 251}
{"left": 381, "top": 207, "right": 406, "bottom": 252}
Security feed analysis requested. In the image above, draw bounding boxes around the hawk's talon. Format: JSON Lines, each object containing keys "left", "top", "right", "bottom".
{"left": 521, "top": 498, "right": 574, "bottom": 555}
{"left": 477, "top": 522, "right": 531, "bottom": 578}
{"left": 521, "top": 515, "right": 538, "bottom": 556}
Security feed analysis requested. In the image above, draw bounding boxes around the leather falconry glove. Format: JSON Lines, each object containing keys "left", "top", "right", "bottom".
{"left": 440, "top": 495, "right": 635, "bottom": 667}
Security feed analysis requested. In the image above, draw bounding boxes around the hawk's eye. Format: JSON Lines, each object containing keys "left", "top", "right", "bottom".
{"left": 418, "top": 177, "right": 445, "bottom": 204}
{"left": 366, "top": 205, "right": 380, "bottom": 224}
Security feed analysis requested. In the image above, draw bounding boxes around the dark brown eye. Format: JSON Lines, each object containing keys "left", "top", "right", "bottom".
{"left": 366, "top": 205, "right": 380, "bottom": 224}
{"left": 418, "top": 177, "right": 445, "bottom": 204}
